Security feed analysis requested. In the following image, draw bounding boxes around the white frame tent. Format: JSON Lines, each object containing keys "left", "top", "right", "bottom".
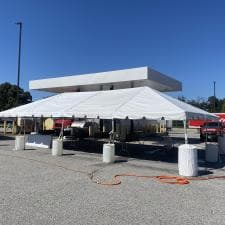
{"left": 0, "top": 86, "right": 217, "bottom": 143}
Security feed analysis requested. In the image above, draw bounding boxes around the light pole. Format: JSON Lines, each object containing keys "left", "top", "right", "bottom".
{"left": 213, "top": 81, "right": 216, "bottom": 112}
{"left": 15, "top": 22, "right": 22, "bottom": 88}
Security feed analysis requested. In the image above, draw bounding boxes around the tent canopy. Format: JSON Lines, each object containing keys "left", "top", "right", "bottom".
{"left": 0, "top": 87, "right": 217, "bottom": 121}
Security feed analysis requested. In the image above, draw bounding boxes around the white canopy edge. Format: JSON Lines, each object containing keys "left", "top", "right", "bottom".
{"left": 0, "top": 87, "right": 217, "bottom": 121}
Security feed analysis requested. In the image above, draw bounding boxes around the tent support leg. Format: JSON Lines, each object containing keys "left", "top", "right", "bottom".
{"left": 34, "top": 118, "right": 37, "bottom": 132}
{"left": 183, "top": 119, "right": 188, "bottom": 144}
{"left": 23, "top": 118, "right": 25, "bottom": 136}
{"left": 3, "top": 120, "right": 6, "bottom": 135}
{"left": 109, "top": 119, "right": 115, "bottom": 144}
{"left": 112, "top": 119, "right": 114, "bottom": 143}
{"left": 204, "top": 115, "right": 208, "bottom": 143}
{"left": 23, "top": 118, "right": 26, "bottom": 150}
{"left": 59, "top": 118, "right": 64, "bottom": 140}
{"left": 12, "top": 120, "right": 16, "bottom": 135}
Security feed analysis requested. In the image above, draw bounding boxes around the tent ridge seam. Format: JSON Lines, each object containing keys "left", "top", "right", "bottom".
{"left": 112, "top": 87, "right": 144, "bottom": 118}
{"left": 61, "top": 91, "right": 101, "bottom": 114}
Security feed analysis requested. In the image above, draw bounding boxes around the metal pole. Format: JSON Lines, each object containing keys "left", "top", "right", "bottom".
{"left": 204, "top": 115, "right": 208, "bottom": 143}
{"left": 23, "top": 118, "right": 26, "bottom": 150}
{"left": 59, "top": 118, "right": 64, "bottom": 140}
{"left": 213, "top": 81, "right": 216, "bottom": 112}
{"left": 112, "top": 119, "right": 114, "bottom": 143}
{"left": 3, "top": 120, "right": 7, "bottom": 135}
{"left": 15, "top": 22, "right": 22, "bottom": 88}
{"left": 23, "top": 118, "right": 26, "bottom": 136}
{"left": 34, "top": 118, "right": 37, "bottom": 132}
{"left": 183, "top": 120, "right": 188, "bottom": 144}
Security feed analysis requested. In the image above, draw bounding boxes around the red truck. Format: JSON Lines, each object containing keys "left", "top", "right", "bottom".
{"left": 200, "top": 121, "right": 225, "bottom": 141}
{"left": 189, "top": 113, "right": 225, "bottom": 128}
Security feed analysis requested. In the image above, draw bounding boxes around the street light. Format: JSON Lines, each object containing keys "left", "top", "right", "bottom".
{"left": 15, "top": 22, "right": 22, "bottom": 88}
{"left": 213, "top": 81, "right": 216, "bottom": 112}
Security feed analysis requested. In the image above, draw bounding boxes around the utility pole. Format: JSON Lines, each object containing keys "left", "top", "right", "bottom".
{"left": 15, "top": 22, "right": 22, "bottom": 88}
{"left": 213, "top": 81, "right": 216, "bottom": 112}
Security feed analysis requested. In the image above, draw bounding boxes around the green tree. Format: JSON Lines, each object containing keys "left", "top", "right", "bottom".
{"left": 177, "top": 95, "right": 225, "bottom": 113}
{"left": 207, "top": 96, "right": 220, "bottom": 112}
{"left": 186, "top": 97, "right": 210, "bottom": 112}
{"left": 221, "top": 100, "right": 225, "bottom": 112}
{"left": 0, "top": 82, "right": 32, "bottom": 111}
{"left": 178, "top": 95, "right": 186, "bottom": 102}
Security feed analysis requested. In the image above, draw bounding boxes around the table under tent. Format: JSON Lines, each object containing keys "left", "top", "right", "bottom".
{"left": 0, "top": 86, "right": 217, "bottom": 158}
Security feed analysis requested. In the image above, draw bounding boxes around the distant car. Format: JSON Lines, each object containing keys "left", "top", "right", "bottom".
{"left": 200, "top": 121, "right": 225, "bottom": 141}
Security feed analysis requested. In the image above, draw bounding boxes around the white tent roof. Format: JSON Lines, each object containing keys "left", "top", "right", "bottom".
{"left": 29, "top": 67, "right": 182, "bottom": 93}
{"left": 0, "top": 87, "right": 216, "bottom": 120}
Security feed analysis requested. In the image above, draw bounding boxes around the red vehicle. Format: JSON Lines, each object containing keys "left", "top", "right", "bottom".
{"left": 189, "top": 113, "right": 225, "bottom": 128}
{"left": 54, "top": 119, "right": 73, "bottom": 135}
{"left": 214, "top": 113, "right": 225, "bottom": 124}
{"left": 200, "top": 121, "right": 225, "bottom": 141}
{"left": 188, "top": 119, "right": 210, "bottom": 128}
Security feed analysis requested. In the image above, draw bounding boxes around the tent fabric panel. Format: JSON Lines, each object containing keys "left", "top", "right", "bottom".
{"left": 0, "top": 86, "right": 217, "bottom": 121}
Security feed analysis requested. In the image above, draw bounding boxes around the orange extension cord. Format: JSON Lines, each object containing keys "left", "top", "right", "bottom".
{"left": 92, "top": 173, "right": 225, "bottom": 186}
{"left": 1, "top": 153, "right": 225, "bottom": 186}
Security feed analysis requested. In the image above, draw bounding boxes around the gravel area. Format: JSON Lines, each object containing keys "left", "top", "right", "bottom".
{"left": 0, "top": 136, "right": 225, "bottom": 225}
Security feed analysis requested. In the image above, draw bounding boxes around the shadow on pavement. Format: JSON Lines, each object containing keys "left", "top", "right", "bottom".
{"left": 63, "top": 137, "right": 225, "bottom": 172}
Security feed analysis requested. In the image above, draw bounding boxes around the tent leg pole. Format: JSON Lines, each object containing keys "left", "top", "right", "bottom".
{"left": 112, "top": 119, "right": 114, "bottom": 144}
{"left": 23, "top": 118, "right": 26, "bottom": 150}
{"left": 23, "top": 118, "right": 26, "bottom": 136}
{"left": 183, "top": 119, "right": 188, "bottom": 144}
{"left": 34, "top": 118, "right": 37, "bottom": 132}
{"left": 204, "top": 115, "right": 207, "bottom": 143}
{"left": 12, "top": 120, "right": 16, "bottom": 135}
{"left": 59, "top": 118, "right": 65, "bottom": 140}
{"left": 3, "top": 120, "right": 6, "bottom": 135}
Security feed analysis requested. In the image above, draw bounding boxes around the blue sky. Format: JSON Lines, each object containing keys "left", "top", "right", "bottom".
{"left": 0, "top": 0, "right": 225, "bottom": 100}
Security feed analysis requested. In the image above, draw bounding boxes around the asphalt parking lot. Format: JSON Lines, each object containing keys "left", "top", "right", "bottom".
{"left": 0, "top": 135, "right": 225, "bottom": 225}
